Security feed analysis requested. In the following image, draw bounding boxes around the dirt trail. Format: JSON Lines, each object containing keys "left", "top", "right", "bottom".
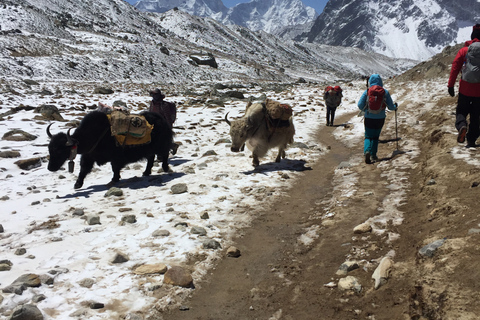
{"left": 160, "top": 112, "right": 392, "bottom": 320}
{"left": 160, "top": 89, "right": 480, "bottom": 320}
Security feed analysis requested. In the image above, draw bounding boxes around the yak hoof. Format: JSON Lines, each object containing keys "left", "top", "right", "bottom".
{"left": 142, "top": 171, "right": 151, "bottom": 177}
{"left": 74, "top": 181, "right": 83, "bottom": 189}
{"left": 106, "top": 180, "right": 117, "bottom": 188}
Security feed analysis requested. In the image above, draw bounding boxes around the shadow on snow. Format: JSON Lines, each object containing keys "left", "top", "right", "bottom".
{"left": 241, "top": 159, "right": 312, "bottom": 175}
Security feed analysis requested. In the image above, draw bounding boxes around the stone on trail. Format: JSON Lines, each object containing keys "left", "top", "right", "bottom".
{"left": 226, "top": 246, "right": 241, "bottom": 258}
{"left": 372, "top": 257, "right": 394, "bottom": 289}
{"left": 353, "top": 222, "right": 372, "bottom": 234}
{"left": 338, "top": 276, "right": 362, "bottom": 293}
{"left": 163, "top": 266, "right": 193, "bottom": 288}
{"left": 418, "top": 238, "right": 446, "bottom": 257}
{"left": 336, "top": 260, "right": 359, "bottom": 276}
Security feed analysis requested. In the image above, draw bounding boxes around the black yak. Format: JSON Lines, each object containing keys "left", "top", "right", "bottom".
{"left": 47, "top": 111, "right": 173, "bottom": 189}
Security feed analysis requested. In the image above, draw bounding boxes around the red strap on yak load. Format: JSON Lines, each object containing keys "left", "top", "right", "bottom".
{"left": 366, "top": 85, "right": 386, "bottom": 114}
{"left": 325, "top": 86, "right": 333, "bottom": 93}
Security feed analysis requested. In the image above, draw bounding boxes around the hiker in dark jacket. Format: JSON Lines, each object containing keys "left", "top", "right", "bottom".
{"left": 448, "top": 24, "right": 480, "bottom": 148}
{"left": 358, "top": 74, "right": 396, "bottom": 164}
{"left": 323, "top": 85, "right": 343, "bottom": 126}
{"left": 149, "top": 88, "right": 179, "bottom": 154}
{"left": 149, "top": 88, "right": 176, "bottom": 127}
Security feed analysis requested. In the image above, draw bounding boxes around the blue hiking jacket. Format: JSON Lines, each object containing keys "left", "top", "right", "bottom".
{"left": 358, "top": 74, "right": 396, "bottom": 119}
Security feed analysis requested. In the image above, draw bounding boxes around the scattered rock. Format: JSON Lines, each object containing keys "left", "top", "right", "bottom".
{"left": 163, "top": 266, "right": 194, "bottom": 288}
{"left": 9, "top": 304, "right": 44, "bottom": 320}
{"left": 226, "top": 246, "right": 241, "bottom": 258}
{"left": 34, "top": 104, "right": 64, "bottom": 120}
{"left": 32, "top": 294, "right": 47, "bottom": 303}
{"left": 86, "top": 215, "right": 101, "bottom": 225}
{"left": 90, "top": 302, "right": 105, "bottom": 309}
{"left": 93, "top": 87, "right": 114, "bottom": 94}
{"left": 152, "top": 229, "right": 170, "bottom": 237}
{"left": 0, "top": 259, "right": 13, "bottom": 271}
{"left": 372, "top": 257, "right": 394, "bottom": 289}
{"left": 171, "top": 183, "right": 188, "bottom": 194}
{"left": 3, "top": 273, "right": 41, "bottom": 294}
{"left": 111, "top": 252, "right": 129, "bottom": 264}
{"left": 0, "top": 150, "right": 21, "bottom": 158}
{"left": 202, "top": 239, "right": 221, "bottom": 250}
{"left": 14, "top": 157, "right": 42, "bottom": 170}
{"left": 3, "top": 129, "right": 37, "bottom": 141}
{"left": 134, "top": 263, "right": 168, "bottom": 275}
{"left": 121, "top": 214, "right": 137, "bottom": 224}
{"left": 419, "top": 238, "right": 446, "bottom": 257}
{"left": 104, "top": 187, "right": 123, "bottom": 197}
{"left": 353, "top": 222, "right": 372, "bottom": 234}
{"left": 78, "top": 278, "right": 95, "bottom": 288}
{"left": 336, "top": 261, "right": 359, "bottom": 276}
{"left": 338, "top": 276, "right": 362, "bottom": 293}
{"left": 191, "top": 226, "right": 207, "bottom": 236}
{"left": 15, "top": 248, "right": 27, "bottom": 255}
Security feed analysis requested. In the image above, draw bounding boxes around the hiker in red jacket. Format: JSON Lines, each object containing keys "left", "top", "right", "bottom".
{"left": 448, "top": 24, "right": 480, "bottom": 148}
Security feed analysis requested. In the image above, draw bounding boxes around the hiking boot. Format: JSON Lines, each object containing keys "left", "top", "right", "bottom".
{"left": 365, "top": 152, "right": 371, "bottom": 164}
{"left": 371, "top": 155, "right": 378, "bottom": 162}
{"left": 457, "top": 126, "right": 467, "bottom": 143}
{"left": 466, "top": 141, "right": 476, "bottom": 148}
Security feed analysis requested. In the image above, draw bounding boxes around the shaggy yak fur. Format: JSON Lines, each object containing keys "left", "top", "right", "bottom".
{"left": 47, "top": 111, "right": 173, "bottom": 189}
{"left": 225, "top": 102, "right": 295, "bottom": 166}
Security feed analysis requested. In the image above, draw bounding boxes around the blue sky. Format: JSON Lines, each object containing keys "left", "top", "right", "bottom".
{"left": 125, "top": 1, "right": 328, "bottom": 14}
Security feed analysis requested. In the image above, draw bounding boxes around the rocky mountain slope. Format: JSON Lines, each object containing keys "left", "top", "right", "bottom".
{"left": 296, "top": 0, "right": 480, "bottom": 61}
{"left": 0, "top": 0, "right": 414, "bottom": 86}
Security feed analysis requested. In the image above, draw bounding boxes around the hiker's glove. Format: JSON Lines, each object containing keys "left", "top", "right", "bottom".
{"left": 448, "top": 87, "right": 455, "bottom": 97}
{"left": 394, "top": 102, "right": 398, "bottom": 109}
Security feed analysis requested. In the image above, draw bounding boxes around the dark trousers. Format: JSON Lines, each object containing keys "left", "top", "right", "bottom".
{"left": 456, "top": 93, "right": 480, "bottom": 145}
{"left": 326, "top": 106, "right": 336, "bottom": 125}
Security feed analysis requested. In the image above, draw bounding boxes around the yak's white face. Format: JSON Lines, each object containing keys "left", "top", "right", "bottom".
{"left": 229, "top": 119, "right": 249, "bottom": 152}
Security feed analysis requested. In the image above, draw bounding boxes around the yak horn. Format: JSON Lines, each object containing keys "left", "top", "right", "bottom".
{"left": 46, "top": 123, "right": 53, "bottom": 138}
{"left": 66, "top": 128, "right": 75, "bottom": 146}
{"left": 224, "top": 112, "right": 231, "bottom": 126}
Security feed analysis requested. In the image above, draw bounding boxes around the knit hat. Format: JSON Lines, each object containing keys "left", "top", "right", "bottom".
{"left": 471, "top": 24, "right": 480, "bottom": 40}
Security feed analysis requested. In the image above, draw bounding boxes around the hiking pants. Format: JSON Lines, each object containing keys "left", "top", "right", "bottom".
{"left": 364, "top": 118, "right": 385, "bottom": 157}
{"left": 326, "top": 106, "right": 336, "bottom": 125}
{"left": 455, "top": 93, "right": 480, "bottom": 145}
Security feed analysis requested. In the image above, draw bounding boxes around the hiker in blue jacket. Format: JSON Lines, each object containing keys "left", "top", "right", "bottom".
{"left": 358, "top": 74, "right": 397, "bottom": 164}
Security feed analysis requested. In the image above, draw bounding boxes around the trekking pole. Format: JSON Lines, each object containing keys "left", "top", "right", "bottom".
{"left": 394, "top": 103, "right": 399, "bottom": 150}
